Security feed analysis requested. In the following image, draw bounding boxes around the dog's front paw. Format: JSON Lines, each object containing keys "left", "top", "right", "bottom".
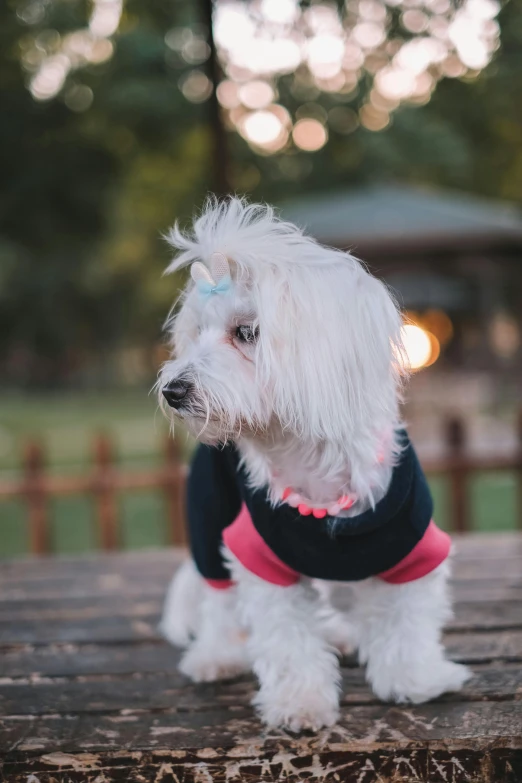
{"left": 369, "top": 659, "right": 471, "bottom": 704}
{"left": 179, "top": 634, "right": 251, "bottom": 683}
{"left": 254, "top": 680, "right": 340, "bottom": 731}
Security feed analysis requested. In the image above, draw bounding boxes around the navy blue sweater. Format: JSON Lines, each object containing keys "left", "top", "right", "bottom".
{"left": 187, "top": 433, "right": 437, "bottom": 583}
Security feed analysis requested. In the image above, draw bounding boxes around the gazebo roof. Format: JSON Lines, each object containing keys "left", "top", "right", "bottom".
{"left": 279, "top": 184, "right": 522, "bottom": 252}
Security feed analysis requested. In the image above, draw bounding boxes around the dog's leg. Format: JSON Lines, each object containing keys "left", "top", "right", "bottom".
{"left": 228, "top": 553, "right": 341, "bottom": 731}
{"left": 353, "top": 560, "right": 471, "bottom": 703}
{"left": 178, "top": 581, "right": 251, "bottom": 682}
{"left": 159, "top": 559, "right": 204, "bottom": 647}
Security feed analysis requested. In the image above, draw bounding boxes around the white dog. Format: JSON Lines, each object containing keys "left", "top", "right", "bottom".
{"left": 157, "top": 197, "right": 470, "bottom": 731}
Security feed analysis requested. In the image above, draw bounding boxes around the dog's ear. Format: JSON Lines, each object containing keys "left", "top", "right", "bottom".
{"left": 257, "top": 255, "right": 403, "bottom": 449}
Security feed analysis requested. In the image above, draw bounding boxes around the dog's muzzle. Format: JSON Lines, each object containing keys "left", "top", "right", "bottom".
{"left": 162, "top": 378, "right": 193, "bottom": 410}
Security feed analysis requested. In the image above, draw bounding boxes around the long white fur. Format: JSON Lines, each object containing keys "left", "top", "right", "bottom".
{"left": 158, "top": 196, "right": 470, "bottom": 730}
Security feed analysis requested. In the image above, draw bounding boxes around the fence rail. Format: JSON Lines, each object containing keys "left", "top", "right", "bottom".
{"left": 1, "top": 415, "right": 522, "bottom": 555}
{"left": 0, "top": 435, "right": 186, "bottom": 554}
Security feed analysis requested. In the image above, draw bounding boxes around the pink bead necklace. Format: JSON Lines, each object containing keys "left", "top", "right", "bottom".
{"left": 281, "top": 487, "right": 357, "bottom": 519}
{"left": 279, "top": 445, "right": 386, "bottom": 518}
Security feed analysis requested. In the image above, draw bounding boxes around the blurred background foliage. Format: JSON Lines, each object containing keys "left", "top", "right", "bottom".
{"left": 1, "top": 0, "right": 522, "bottom": 551}
{"left": 1, "top": 0, "right": 521, "bottom": 390}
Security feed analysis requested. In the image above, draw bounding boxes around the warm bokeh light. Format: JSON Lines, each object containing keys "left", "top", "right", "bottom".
{"left": 216, "top": 79, "right": 240, "bottom": 108}
{"left": 213, "top": 0, "right": 501, "bottom": 153}
{"left": 242, "top": 111, "right": 282, "bottom": 145}
{"left": 239, "top": 108, "right": 289, "bottom": 152}
{"left": 22, "top": 0, "right": 503, "bottom": 144}
{"left": 27, "top": 0, "right": 122, "bottom": 102}
{"left": 239, "top": 80, "right": 274, "bottom": 109}
{"left": 423, "top": 309, "right": 454, "bottom": 345}
{"left": 260, "top": 0, "right": 298, "bottom": 25}
{"left": 292, "top": 118, "right": 327, "bottom": 151}
{"left": 359, "top": 103, "right": 390, "bottom": 131}
{"left": 401, "top": 324, "right": 439, "bottom": 371}
{"left": 307, "top": 34, "right": 344, "bottom": 77}
{"left": 89, "top": 0, "right": 122, "bottom": 38}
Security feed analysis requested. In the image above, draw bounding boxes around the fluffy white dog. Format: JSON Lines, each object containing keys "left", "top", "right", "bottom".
{"left": 157, "top": 197, "right": 470, "bottom": 731}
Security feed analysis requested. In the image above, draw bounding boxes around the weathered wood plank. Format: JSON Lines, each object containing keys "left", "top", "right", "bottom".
{"left": 2, "top": 628, "right": 522, "bottom": 680}
{"left": 1, "top": 578, "right": 522, "bottom": 610}
{"left": 0, "top": 664, "right": 520, "bottom": 716}
{"left": 0, "top": 582, "right": 167, "bottom": 603}
{"left": 0, "top": 530, "right": 517, "bottom": 576}
{"left": 0, "top": 596, "right": 162, "bottom": 623}
{"left": 0, "top": 550, "right": 184, "bottom": 582}
{"left": 2, "top": 579, "right": 522, "bottom": 622}
{"left": 451, "top": 558, "right": 522, "bottom": 580}
{"left": 1, "top": 599, "right": 521, "bottom": 647}
{"left": 2, "top": 745, "right": 522, "bottom": 783}
{"left": 1, "top": 701, "right": 522, "bottom": 760}
{"left": 0, "top": 615, "right": 160, "bottom": 645}
{"left": 0, "top": 642, "right": 181, "bottom": 679}
{"left": 0, "top": 573, "right": 173, "bottom": 602}
{"left": 330, "top": 596, "right": 522, "bottom": 632}
{"left": 0, "top": 536, "right": 520, "bottom": 588}
{"left": 451, "top": 532, "right": 522, "bottom": 558}
{"left": 1, "top": 536, "right": 522, "bottom": 782}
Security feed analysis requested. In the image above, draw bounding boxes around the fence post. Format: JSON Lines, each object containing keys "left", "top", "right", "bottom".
{"left": 24, "top": 440, "right": 50, "bottom": 555}
{"left": 516, "top": 408, "right": 522, "bottom": 530}
{"left": 164, "top": 437, "right": 186, "bottom": 546}
{"left": 446, "top": 416, "right": 469, "bottom": 534}
{"left": 93, "top": 433, "right": 119, "bottom": 550}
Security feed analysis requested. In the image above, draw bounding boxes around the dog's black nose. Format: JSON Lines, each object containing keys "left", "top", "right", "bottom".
{"left": 162, "top": 379, "right": 191, "bottom": 409}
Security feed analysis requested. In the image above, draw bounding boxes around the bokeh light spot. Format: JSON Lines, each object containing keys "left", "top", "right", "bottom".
{"left": 64, "top": 84, "right": 93, "bottom": 112}
{"left": 241, "top": 110, "right": 284, "bottom": 145}
{"left": 292, "top": 118, "right": 328, "bottom": 151}
{"left": 239, "top": 80, "right": 275, "bottom": 109}
{"left": 217, "top": 79, "right": 240, "bottom": 108}
{"left": 401, "top": 324, "right": 437, "bottom": 371}
{"left": 180, "top": 70, "right": 213, "bottom": 103}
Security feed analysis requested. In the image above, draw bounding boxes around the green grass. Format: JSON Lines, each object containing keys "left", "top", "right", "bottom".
{"left": 430, "top": 471, "right": 517, "bottom": 534}
{"left": 0, "top": 389, "right": 171, "bottom": 473}
{"left": 0, "top": 390, "right": 195, "bottom": 557}
{"left": 0, "top": 493, "right": 173, "bottom": 557}
{"left": 0, "top": 393, "right": 518, "bottom": 557}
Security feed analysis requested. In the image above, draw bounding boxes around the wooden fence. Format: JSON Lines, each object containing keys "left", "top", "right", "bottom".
{"left": 1, "top": 415, "right": 522, "bottom": 555}
{"left": 0, "top": 435, "right": 186, "bottom": 555}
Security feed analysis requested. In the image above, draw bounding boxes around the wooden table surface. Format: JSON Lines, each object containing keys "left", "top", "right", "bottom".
{"left": 1, "top": 534, "right": 522, "bottom": 783}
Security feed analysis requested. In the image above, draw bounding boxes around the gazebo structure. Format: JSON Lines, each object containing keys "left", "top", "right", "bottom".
{"left": 281, "top": 184, "right": 522, "bottom": 374}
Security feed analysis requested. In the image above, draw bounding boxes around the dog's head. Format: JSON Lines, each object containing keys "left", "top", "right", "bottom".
{"left": 158, "top": 197, "right": 405, "bottom": 449}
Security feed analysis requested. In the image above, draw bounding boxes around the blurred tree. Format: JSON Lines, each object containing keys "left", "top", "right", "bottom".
{"left": 0, "top": 0, "right": 211, "bottom": 386}
{"left": 0, "top": 0, "right": 520, "bottom": 388}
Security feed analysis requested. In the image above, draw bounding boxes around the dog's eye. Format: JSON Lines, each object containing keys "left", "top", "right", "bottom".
{"left": 235, "top": 325, "right": 259, "bottom": 344}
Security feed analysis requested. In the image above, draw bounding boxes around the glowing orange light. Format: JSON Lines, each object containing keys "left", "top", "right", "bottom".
{"left": 422, "top": 309, "right": 454, "bottom": 346}
{"left": 401, "top": 324, "right": 440, "bottom": 371}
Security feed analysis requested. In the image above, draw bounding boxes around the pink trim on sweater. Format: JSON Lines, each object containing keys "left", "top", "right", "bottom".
{"left": 205, "top": 507, "right": 450, "bottom": 590}
{"left": 204, "top": 578, "right": 235, "bottom": 590}
{"left": 377, "top": 520, "right": 451, "bottom": 584}
{"left": 223, "top": 504, "right": 300, "bottom": 586}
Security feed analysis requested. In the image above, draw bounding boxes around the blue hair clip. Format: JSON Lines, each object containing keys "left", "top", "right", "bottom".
{"left": 195, "top": 275, "right": 232, "bottom": 297}
{"left": 191, "top": 254, "right": 232, "bottom": 298}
